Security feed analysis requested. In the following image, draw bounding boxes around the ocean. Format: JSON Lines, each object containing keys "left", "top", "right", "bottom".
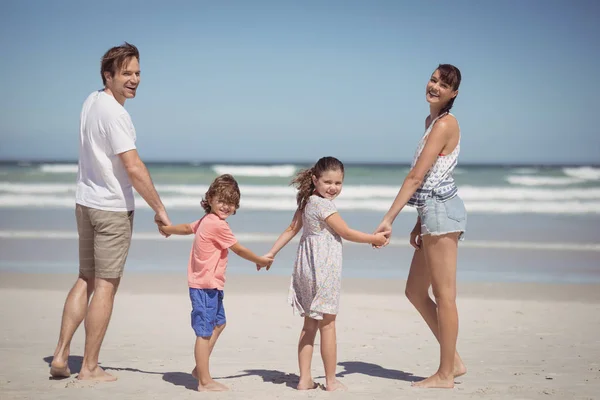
{"left": 0, "top": 162, "right": 599, "bottom": 284}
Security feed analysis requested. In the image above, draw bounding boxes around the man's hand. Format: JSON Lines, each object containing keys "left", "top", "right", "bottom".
{"left": 154, "top": 211, "right": 171, "bottom": 238}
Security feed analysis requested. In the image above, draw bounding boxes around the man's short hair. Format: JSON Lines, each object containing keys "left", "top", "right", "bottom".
{"left": 100, "top": 42, "right": 140, "bottom": 85}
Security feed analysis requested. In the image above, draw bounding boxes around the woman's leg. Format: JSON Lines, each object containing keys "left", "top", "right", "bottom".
{"left": 318, "top": 314, "right": 346, "bottom": 391}
{"left": 412, "top": 232, "right": 460, "bottom": 388}
{"left": 297, "top": 317, "right": 319, "bottom": 390}
{"left": 405, "top": 246, "right": 466, "bottom": 377}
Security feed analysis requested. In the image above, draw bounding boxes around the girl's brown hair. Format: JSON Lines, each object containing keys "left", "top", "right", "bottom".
{"left": 291, "top": 156, "right": 344, "bottom": 211}
{"left": 201, "top": 174, "right": 241, "bottom": 214}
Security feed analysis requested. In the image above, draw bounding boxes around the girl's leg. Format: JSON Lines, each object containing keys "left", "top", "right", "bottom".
{"left": 319, "top": 314, "right": 346, "bottom": 391}
{"left": 412, "top": 232, "right": 460, "bottom": 388}
{"left": 297, "top": 317, "right": 319, "bottom": 390}
{"left": 405, "top": 247, "right": 466, "bottom": 377}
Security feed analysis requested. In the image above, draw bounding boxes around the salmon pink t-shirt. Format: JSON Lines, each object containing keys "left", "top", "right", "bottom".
{"left": 187, "top": 213, "right": 237, "bottom": 290}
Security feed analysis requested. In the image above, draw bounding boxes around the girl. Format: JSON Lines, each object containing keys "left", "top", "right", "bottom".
{"left": 375, "top": 64, "right": 467, "bottom": 389}
{"left": 265, "top": 156, "right": 389, "bottom": 391}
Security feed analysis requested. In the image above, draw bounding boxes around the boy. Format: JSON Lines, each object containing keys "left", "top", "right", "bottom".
{"left": 158, "top": 174, "right": 272, "bottom": 392}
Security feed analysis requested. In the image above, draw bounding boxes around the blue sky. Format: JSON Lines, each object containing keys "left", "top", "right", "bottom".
{"left": 1, "top": 0, "right": 598, "bottom": 165}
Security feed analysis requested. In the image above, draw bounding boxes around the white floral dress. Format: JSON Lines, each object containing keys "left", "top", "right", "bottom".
{"left": 288, "top": 195, "right": 343, "bottom": 320}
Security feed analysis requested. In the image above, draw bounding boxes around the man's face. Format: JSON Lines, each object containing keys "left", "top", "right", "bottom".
{"left": 105, "top": 57, "right": 140, "bottom": 105}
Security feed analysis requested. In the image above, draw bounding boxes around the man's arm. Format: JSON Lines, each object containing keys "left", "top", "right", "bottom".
{"left": 119, "top": 149, "right": 171, "bottom": 226}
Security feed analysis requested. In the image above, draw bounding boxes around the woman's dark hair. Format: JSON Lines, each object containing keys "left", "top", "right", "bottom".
{"left": 291, "top": 156, "right": 344, "bottom": 211}
{"left": 436, "top": 64, "right": 461, "bottom": 116}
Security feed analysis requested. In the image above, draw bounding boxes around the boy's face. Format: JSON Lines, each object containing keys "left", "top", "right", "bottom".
{"left": 208, "top": 196, "right": 236, "bottom": 220}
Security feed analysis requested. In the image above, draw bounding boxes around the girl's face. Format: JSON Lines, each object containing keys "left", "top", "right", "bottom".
{"left": 312, "top": 169, "right": 343, "bottom": 200}
{"left": 426, "top": 69, "right": 458, "bottom": 107}
{"left": 208, "top": 196, "right": 236, "bottom": 220}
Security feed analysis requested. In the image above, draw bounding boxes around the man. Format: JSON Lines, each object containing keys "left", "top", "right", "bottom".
{"left": 50, "top": 42, "right": 170, "bottom": 381}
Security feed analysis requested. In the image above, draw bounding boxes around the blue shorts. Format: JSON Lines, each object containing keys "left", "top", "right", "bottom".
{"left": 417, "top": 195, "right": 467, "bottom": 240}
{"left": 189, "top": 288, "right": 226, "bottom": 337}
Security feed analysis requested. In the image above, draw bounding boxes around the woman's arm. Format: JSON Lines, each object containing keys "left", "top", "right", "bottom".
{"left": 159, "top": 223, "right": 194, "bottom": 235}
{"left": 381, "top": 117, "right": 457, "bottom": 227}
{"left": 325, "top": 213, "right": 389, "bottom": 246}
{"left": 267, "top": 209, "right": 303, "bottom": 256}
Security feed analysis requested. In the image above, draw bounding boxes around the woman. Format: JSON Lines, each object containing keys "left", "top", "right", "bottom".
{"left": 375, "top": 64, "right": 467, "bottom": 389}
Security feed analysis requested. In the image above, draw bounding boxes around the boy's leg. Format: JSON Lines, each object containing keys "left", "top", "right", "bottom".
{"left": 190, "top": 289, "right": 228, "bottom": 392}
{"left": 318, "top": 314, "right": 346, "bottom": 391}
{"left": 297, "top": 316, "right": 319, "bottom": 390}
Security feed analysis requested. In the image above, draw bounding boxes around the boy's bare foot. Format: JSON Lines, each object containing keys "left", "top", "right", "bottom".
{"left": 411, "top": 372, "right": 454, "bottom": 389}
{"left": 325, "top": 379, "right": 347, "bottom": 391}
{"left": 297, "top": 378, "right": 319, "bottom": 390}
{"left": 198, "top": 380, "right": 229, "bottom": 392}
{"left": 77, "top": 366, "right": 117, "bottom": 382}
{"left": 50, "top": 359, "right": 71, "bottom": 378}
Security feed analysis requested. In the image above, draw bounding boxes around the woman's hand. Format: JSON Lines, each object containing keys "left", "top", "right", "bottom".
{"left": 410, "top": 221, "right": 422, "bottom": 250}
{"left": 373, "top": 221, "right": 393, "bottom": 248}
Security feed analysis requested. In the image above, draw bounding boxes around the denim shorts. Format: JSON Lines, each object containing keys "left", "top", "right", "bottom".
{"left": 417, "top": 195, "right": 467, "bottom": 240}
{"left": 189, "top": 288, "right": 226, "bottom": 337}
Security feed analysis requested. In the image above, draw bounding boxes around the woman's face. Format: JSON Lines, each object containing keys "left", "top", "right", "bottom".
{"left": 426, "top": 69, "right": 458, "bottom": 107}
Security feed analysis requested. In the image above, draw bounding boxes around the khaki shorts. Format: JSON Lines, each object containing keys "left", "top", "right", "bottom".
{"left": 76, "top": 204, "right": 134, "bottom": 279}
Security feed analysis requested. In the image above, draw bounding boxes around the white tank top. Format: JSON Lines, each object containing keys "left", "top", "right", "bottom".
{"left": 407, "top": 113, "right": 460, "bottom": 208}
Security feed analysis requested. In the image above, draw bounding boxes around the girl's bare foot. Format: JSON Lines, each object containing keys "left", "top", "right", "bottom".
{"left": 411, "top": 372, "right": 454, "bottom": 389}
{"left": 297, "top": 377, "right": 318, "bottom": 390}
{"left": 191, "top": 367, "right": 198, "bottom": 379}
{"left": 198, "top": 380, "right": 229, "bottom": 392}
{"left": 77, "top": 366, "right": 117, "bottom": 382}
{"left": 325, "top": 379, "right": 347, "bottom": 391}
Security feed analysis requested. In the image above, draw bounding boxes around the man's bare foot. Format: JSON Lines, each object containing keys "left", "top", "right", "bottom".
{"left": 411, "top": 372, "right": 454, "bottom": 389}
{"left": 326, "top": 379, "right": 347, "bottom": 391}
{"left": 77, "top": 366, "right": 117, "bottom": 382}
{"left": 50, "top": 359, "right": 71, "bottom": 378}
{"left": 198, "top": 380, "right": 228, "bottom": 392}
{"left": 297, "top": 378, "right": 319, "bottom": 390}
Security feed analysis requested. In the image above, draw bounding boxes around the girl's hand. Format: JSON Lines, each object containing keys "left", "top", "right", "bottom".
{"left": 410, "top": 224, "right": 421, "bottom": 250}
{"left": 372, "top": 231, "right": 391, "bottom": 247}
{"left": 373, "top": 221, "right": 393, "bottom": 248}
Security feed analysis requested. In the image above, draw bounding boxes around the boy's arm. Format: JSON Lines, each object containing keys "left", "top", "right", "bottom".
{"left": 159, "top": 223, "right": 194, "bottom": 235}
{"left": 230, "top": 242, "right": 272, "bottom": 266}
{"left": 268, "top": 209, "right": 303, "bottom": 257}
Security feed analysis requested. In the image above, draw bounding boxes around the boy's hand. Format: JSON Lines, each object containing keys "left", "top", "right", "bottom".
{"left": 256, "top": 253, "right": 274, "bottom": 271}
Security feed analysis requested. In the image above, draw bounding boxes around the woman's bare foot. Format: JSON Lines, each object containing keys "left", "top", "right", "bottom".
{"left": 77, "top": 366, "right": 117, "bottom": 382}
{"left": 411, "top": 372, "right": 454, "bottom": 389}
{"left": 50, "top": 359, "right": 71, "bottom": 378}
{"left": 325, "top": 379, "right": 347, "bottom": 391}
{"left": 297, "top": 378, "right": 319, "bottom": 390}
{"left": 191, "top": 367, "right": 198, "bottom": 379}
{"left": 198, "top": 380, "right": 228, "bottom": 392}
{"left": 454, "top": 361, "right": 467, "bottom": 378}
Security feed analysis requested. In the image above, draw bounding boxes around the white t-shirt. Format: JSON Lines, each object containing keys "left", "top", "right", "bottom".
{"left": 75, "top": 90, "right": 137, "bottom": 211}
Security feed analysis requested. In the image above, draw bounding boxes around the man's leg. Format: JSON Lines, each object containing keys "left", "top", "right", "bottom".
{"left": 50, "top": 274, "right": 94, "bottom": 378}
{"left": 78, "top": 277, "right": 120, "bottom": 381}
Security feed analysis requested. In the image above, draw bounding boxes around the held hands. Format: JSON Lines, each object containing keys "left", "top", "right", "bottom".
{"left": 154, "top": 211, "right": 172, "bottom": 238}
{"left": 372, "top": 221, "right": 393, "bottom": 248}
{"left": 256, "top": 253, "right": 274, "bottom": 271}
{"left": 372, "top": 231, "right": 391, "bottom": 247}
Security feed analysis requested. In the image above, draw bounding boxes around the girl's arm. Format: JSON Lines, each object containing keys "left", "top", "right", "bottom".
{"left": 267, "top": 209, "right": 303, "bottom": 257}
{"left": 159, "top": 223, "right": 194, "bottom": 235}
{"left": 230, "top": 242, "right": 273, "bottom": 267}
{"left": 325, "top": 213, "right": 389, "bottom": 246}
{"left": 378, "top": 116, "right": 457, "bottom": 230}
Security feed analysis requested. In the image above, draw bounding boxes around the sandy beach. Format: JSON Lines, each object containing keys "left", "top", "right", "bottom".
{"left": 1, "top": 272, "right": 599, "bottom": 400}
